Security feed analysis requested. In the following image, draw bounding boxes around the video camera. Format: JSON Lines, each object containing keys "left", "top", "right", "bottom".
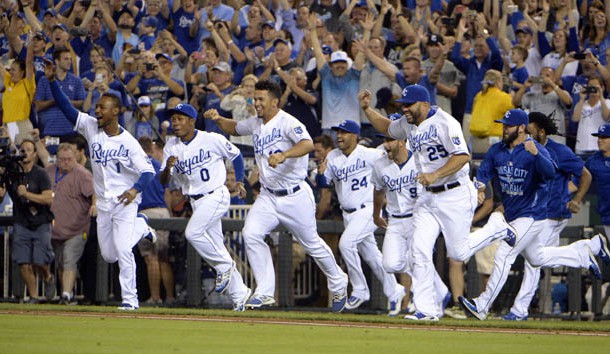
{"left": 0, "top": 137, "right": 25, "bottom": 187}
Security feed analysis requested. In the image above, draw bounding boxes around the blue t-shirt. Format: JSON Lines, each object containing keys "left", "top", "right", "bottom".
{"left": 544, "top": 139, "right": 585, "bottom": 219}
{"left": 511, "top": 66, "right": 529, "bottom": 89}
{"left": 585, "top": 151, "right": 610, "bottom": 224}
{"left": 35, "top": 73, "right": 86, "bottom": 137}
{"left": 172, "top": 8, "right": 199, "bottom": 54}
{"left": 476, "top": 138, "right": 556, "bottom": 222}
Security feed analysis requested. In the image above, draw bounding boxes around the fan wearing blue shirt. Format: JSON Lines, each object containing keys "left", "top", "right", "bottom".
{"left": 459, "top": 109, "right": 607, "bottom": 321}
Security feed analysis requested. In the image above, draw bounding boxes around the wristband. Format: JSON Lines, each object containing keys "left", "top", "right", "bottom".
{"left": 227, "top": 40, "right": 234, "bottom": 45}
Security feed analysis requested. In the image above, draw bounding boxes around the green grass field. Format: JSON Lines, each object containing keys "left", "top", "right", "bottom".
{"left": 0, "top": 304, "right": 609, "bottom": 354}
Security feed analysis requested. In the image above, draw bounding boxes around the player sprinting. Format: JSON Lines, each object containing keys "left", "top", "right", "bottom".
{"left": 360, "top": 84, "right": 514, "bottom": 321}
{"left": 205, "top": 80, "right": 349, "bottom": 312}
{"left": 371, "top": 125, "right": 450, "bottom": 317}
{"left": 459, "top": 109, "right": 608, "bottom": 320}
{"left": 502, "top": 112, "right": 601, "bottom": 320}
{"left": 317, "top": 120, "right": 405, "bottom": 314}
{"left": 159, "top": 103, "right": 252, "bottom": 311}
{"left": 45, "top": 61, "right": 156, "bottom": 311}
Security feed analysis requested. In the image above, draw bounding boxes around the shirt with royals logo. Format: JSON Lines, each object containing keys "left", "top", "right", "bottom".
{"left": 322, "top": 145, "right": 383, "bottom": 210}
{"left": 371, "top": 152, "right": 420, "bottom": 217}
{"left": 476, "top": 138, "right": 556, "bottom": 222}
{"left": 585, "top": 151, "right": 610, "bottom": 224}
{"left": 161, "top": 130, "right": 240, "bottom": 195}
{"left": 236, "top": 110, "right": 311, "bottom": 190}
{"left": 76, "top": 112, "right": 154, "bottom": 201}
{"left": 387, "top": 107, "right": 470, "bottom": 187}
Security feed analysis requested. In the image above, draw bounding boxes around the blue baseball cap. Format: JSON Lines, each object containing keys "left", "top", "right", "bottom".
{"left": 395, "top": 84, "right": 430, "bottom": 105}
{"left": 53, "top": 23, "right": 68, "bottom": 32}
{"left": 332, "top": 120, "right": 360, "bottom": 135}
{"left": 167, "top": 103, "right": 198, "bottom": 119}
{"left": 321, "top": 45, "right": 332, "bottom": 55}
{"left": 142, "top": 16, "right": 158, "bottom": 28}
{"left": 44, "top": 8, "right": 57, "bottom": 17}
{"left": 155, "top": 52, "right": 173, "bottom": 63}
{"left": 495, "top": 109, "right": 529, "bottom": 126}
{"left": 592, "top": 123, "right": 610, "bottom": 137}
{"left": 262, "top": 20, "right": 275, "bottom": 29}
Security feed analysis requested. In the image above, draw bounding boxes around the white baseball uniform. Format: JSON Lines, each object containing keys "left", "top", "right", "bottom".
{"left": 162, "top": 130, "right": 250, "bottom": 305}
{"left": 387, "top": 107, "right": 502, "bottom": 317}
{"left": 76, "top": 111, "right": 154, "bottom": 308}
{"left": 323, "top": 145, "right": 403, "bottom": 304}
{"left": 371, "top": 150, "right": 449, "bottom": 314}
{"left": 236, "top": 110, "right": 348, "bottom": 298}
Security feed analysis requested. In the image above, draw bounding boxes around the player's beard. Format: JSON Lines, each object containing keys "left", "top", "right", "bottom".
{"left": 502, "top": 128, "right": 519, "bottom": 145}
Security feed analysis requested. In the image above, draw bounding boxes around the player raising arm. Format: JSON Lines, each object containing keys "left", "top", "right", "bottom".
{"left": 205, "top": 80, "right": 349, "bottom": 312}
{"left": 44, "top": 61, "right": 157, "bottom": 311}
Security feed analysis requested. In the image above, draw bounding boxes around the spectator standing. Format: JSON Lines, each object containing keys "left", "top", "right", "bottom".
{"left": 1, "top": 35, "right": 35, "bottom": 142}
{"left": 35, "top": 47, "right": 86, "bottom": 139}
{"left": 138, "top": 137, "right": 175, "bottom": 306}
{"left": 46, "top": 143, "right": 95, "bottom": 305}
{"left": 572, "top": 77, "right": 610, "bottom": 154}
{"left": 0, "top": 138, "right": 54, "bottom": 303}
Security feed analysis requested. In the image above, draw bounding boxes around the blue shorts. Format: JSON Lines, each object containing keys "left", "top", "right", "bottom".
{"left": 12, "top": 223, "right": 54, "bottom": 265}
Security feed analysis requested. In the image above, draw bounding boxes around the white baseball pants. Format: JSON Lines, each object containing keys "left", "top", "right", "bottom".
{"left": 474, "top": 217, "right": 592, "bottom": 314}
{"left": 96, "top": 198, "right": 151, "bottom": 307}
{"left": 383, "top": 216, "right": 448, "bottom": 314}
{"left": 186, "top": 186, "right": 249, "bottom": 304}
{"left": 242, "top": 183, "right": 348, "bottom": 297}
{"left": 339, "top": 206, "right": 402, "bottom": 301}
{"left": 411, "top": 184, "right": 499, "bottom": 317}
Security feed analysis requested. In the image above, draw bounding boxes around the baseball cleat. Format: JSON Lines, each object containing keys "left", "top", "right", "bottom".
{"left": 387, "top": 287, "right": 407, "bottom": 317}
{"left": 502, "top": 312, "right": 528, "bottom": 321}
{"left": 444, "top": 305, "right": 467, "bottom": 320}
{"left": 403, "top": 311, "right": 439, "bottom": 321}
{"left": 331, "top": 289, "right": 348, "bottom": 313}
{"left": 458, "top": 296, "right": 486, "bottom": 320}
{"left": 215, "top": 263, "right": 234, "bottom": 293}
{"left": 596, "top": 234, "right": 610, "bottom": 265}
{"left": 588, "top": 247, "right": 602, "bottom": 280}
{"left": 117, "top": 303, "right": 139, "bottom": 311}
{"left": 245, "top": 294, "right": 275, "bottom": 309}
{"left": 233, "top": 288, "right": 252, "bottom": 312}
{"left": 345, "top": 296, "right": 367, "bottom": 310}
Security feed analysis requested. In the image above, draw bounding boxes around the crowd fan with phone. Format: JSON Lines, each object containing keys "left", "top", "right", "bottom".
{"left": 0, "top": 0, "right": 608, "bottom": 318}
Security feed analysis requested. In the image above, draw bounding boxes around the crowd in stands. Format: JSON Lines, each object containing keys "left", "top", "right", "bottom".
{"left": 0, "top": 0, "right": 609, "bottom": 312}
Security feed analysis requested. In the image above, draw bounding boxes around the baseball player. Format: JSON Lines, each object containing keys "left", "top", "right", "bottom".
{"left": 459, "top": 109, "right": 608, "bottom": 320}
{"left": 45, "top": 63, "right": 156, "bottom": 311}
{"left": 371, "top": 125, "right": 451, "bottom": 317}
{"left": 205, "top": 80, "right": 349, "bottom": 312}
{"left": 159, "top": 103, "right": 252, "bottom": 311}
{"left": 586, "top": 123, "right": 610, "bottom": 241}
{"left": 360, "top": 84, "right": 514, "bottom": 321}
{"left": 502, "top": 112, "right": 598, "bottom": 320}
{"left": 316, "top": 120, "right": 405, "bottom": 314}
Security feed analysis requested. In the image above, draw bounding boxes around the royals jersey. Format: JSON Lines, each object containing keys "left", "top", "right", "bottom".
{"left": 76, "top": 112, "right": 154, "bottom": 201}
{"left": 387, "top": 107, "right": 471, "bottom": 186}
{"left": 161, "top": 130, "right": 240, "bottom": 195}
{"left": 323, "top": 145, "right": 383, "bottom": 209}
{"left": 236, "top": 110, "right": 311, "bottom": 189}
{"left": 371, "top": 152, "right": 420, "bottom": 216}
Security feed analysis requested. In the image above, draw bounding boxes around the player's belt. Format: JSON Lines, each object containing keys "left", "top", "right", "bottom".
{"left": 186, "top": 189, "right": 216, "bottom": 201}
{"left": 391, "top": 213, "right": 413, "bottom": 219}
{"left": 425, "top": 181, "right": 461, "bottom": 193}
{"left": 342, "top": 204, "right": 366, "bottom": 214}
{"left": 264, "top": 185, "right": 301, "bottom": 197}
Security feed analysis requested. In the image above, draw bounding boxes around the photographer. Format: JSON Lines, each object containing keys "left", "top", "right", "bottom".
{"left": 126, "top": 51, "right": 185, "bottom": 109}
{"left": 572, "top": 77, "right": 610, "bottom": 154}
{"left": 0, "top": 138, "right": 55, "bottom": 303}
